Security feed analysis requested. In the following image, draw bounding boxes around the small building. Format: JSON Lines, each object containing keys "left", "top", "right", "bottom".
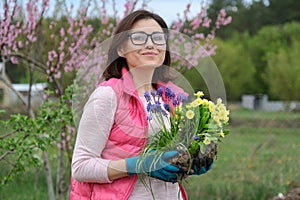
{"left": 242, "top": 94, "right": 299, "bottom": 112}
{"left": 242, "top": 94, "right": 268, "bottom": 110}
{"left": 0, "top": 62, "right": 46, "bottom": 109}
{"left": 10, "top": 83, "right": 47, "bottom": 107}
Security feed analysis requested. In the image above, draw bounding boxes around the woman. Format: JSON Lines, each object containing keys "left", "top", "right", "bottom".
{"left": 71, "top": 10, "right": 208, "bottom": 200}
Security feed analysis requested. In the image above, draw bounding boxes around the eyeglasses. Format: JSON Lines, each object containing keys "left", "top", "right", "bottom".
{"left": 127, "top": 31, "right": 167, "bottom": 45}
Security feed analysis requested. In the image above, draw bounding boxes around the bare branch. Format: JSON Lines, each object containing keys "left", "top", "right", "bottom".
{"left": 0, "top": 150, "right": 14, "bottom": 161}
{"left": 8, "top": 52, "right": 47, "bottom": 72}
{"left": 2, "top": 151, "right": 24, "bottom": 184}
{"left": 0, "top": 130, "right": 18, "bottom": 140}
{"left": 0, "top": 76, "right": 35, "bottom": 118}
{"left": 5, "top": 52, "right": 63, "bottom": 99}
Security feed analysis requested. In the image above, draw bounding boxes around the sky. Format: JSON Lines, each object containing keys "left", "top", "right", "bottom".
{"left": 62, "top": 0, "right": 210, "bottom": 26}
{"left": 122, "top": 0, "right": 209, "bottom": 26}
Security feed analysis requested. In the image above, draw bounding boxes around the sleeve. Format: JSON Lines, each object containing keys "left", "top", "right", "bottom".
{"left": 71, "top": 86, "right": 117, "bottom": 183}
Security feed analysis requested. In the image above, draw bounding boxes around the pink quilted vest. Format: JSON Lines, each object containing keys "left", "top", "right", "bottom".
{"left": 70, "top": 68, "right": 187, "bottom": 200}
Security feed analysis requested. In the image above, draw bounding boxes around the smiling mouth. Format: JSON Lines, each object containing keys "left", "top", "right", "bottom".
{"left": 141, "top": 52, "right": 157, "bottom": 56}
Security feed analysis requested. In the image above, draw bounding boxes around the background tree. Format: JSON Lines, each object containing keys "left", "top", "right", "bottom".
{"left": 209, "top": 0, "right": 300, "bottom": 37}
{"left": 211, "top": 37, "right": 256, "bottom": 101}
{"left": 247, "top": 21, "right": 300, "bottom": 97}
{"left": 267, "top": 0, "right": 300, "bottom": 24}
{"left": 0, "top": 1, "right": 231, "bottom": 199}
{"left": 264, "top": 39, "right": 300, "bottom": 101}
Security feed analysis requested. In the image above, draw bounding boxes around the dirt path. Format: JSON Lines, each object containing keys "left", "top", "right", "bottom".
{"left": 269, "top": 187, "right": 300, "bottom": 200}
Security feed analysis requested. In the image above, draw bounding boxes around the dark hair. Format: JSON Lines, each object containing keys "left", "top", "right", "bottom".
{"left": 102, "top": 10, "right": 172, "bottom": 83}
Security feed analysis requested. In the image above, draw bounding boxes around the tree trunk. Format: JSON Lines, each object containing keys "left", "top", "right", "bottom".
{"left": 43, "top": 151, "right": 55, "bottom": 200}
{"left": 56, "top": 133, "right": 66, "bottom": 200}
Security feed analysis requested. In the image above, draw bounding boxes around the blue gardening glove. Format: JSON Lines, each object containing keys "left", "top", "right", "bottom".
{"left": 191, "top": 157, "right": 214, "bottom": 175}
{"left": 192, "top": 162, "right": 213, "bottom": 175}
{"left": 125, "top": 150, "right": 180, "bottom": 183}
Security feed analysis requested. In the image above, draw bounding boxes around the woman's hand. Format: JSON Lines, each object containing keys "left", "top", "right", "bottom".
{"left": 125, "top": 151, "right": 180, "bottom": 183}
{"left": 190, "top": 159, "right": 213, "bottom": 175}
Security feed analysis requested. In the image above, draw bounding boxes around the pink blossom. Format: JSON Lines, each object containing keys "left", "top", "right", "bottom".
{"left": 17, "top": 41, "right": 23, "bottom": 48}
{"left": 60, "top": 28, "right": 65, "bottom": 37}
{"left": 184, "top": 43, "right": 192, "bottom": 54}
{"left": 67, "top": 125, "right": 75, "bottom": 133}
{"left": 194, "top": 33, "right": 205, "bottom": 39}
{"left": 208, "top": 31, "right": 216, "bottom": 40}
{"left": 220, "top": 9, "right": 226, "bottom": 17}
{"left": 124, "top": 1, "right": 134, "bottom": 16}
{"left": 191, "top": 15, "right": 202, "bottom": 30}
{"left": 54, "top": 71, "right": 61, "bottom": 79}
{"left": 59, "top": 52, "right": 65, "bottom": 64}
{"left": 48, "top": 50, "right": 57, "bottom": 61}
{"left": 10, "top": 56, "right": 18, "bottom": 64}
{"left": 172, "top": 19, "right": 183, "bottom": 31}
{"left": 27, "top": 34, "right": 37, "bottom": 42}
{"left": 66, "top": 135, "right": 71, "bottom": 141}
{"left": 67, "top": 18, "right": 75, "bottom": 29}
{"left": 202, "top": 18, "right": 211, "bottom": 28}
{"left": 102, "top": 16, "right": 109, "bottom": 24}
{"left": 58, "top": 41, "right": 65, "bottom": 51}
{"left": 206, "top": 45, "right": 217, "bottom": 56}
{"left": 223, "top": 16, "right": 232, "bottom": 26}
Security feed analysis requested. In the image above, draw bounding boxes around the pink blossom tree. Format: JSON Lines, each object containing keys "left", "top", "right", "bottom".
{"left": 0, "top": 0, "right": 231, "bottom": 199}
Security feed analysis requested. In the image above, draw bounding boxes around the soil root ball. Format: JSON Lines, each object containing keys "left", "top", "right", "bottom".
{"left": 169, "top": 142, "right": 218, "bottom": 181}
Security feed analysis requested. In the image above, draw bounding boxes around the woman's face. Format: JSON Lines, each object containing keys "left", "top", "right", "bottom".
{"left": 118, "top": 18, "right": 167, "bottom": 70}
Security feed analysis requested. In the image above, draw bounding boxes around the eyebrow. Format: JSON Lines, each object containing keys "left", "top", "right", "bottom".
{"left": 128, "top": 31, "right": 165, "bottom": 34}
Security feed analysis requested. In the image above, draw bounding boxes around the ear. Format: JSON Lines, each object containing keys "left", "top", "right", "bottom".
{"left": 117, "top": 46, "right": 125, "bottom": 57}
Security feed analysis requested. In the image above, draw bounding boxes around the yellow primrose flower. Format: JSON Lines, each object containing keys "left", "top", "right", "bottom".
{"left": 202, "top": 99, "right": 209, "bottom": 106}
{"left": 203, "top": 137, "right": 211, "bottom": 145}
{"left": 186, "top": 110, "right": 195, "bottom": 119}
{"left": 217, "top": 98, "right": 222, "bottom": 105}
{"left": 219, "top": 130, "right": 225, "bottom": 138}
{"left": 191, "top": 100, "right": 199, "bottom": 107}
{"left": 194, "top": 91, "right": 204, "bottom": 98}
{"left": 220, "top": 109, "right": 227, "bottom": 119}
{"left": 208, "top": 101, "right": 215, "bottom": 112}
{"left": 218, "top": 104, "right": 226, "bottom": 113}
{"left": 196, "top": 98, "right": 203, "bottom": 105}
{"left": 219, "top": 109, "right": 229, "bottom": 122}
{"left": 223, "top": 115, "right": 229, "bottom": 123}
{"left": 212, "top": 112, "right": 220, "bottom": 122}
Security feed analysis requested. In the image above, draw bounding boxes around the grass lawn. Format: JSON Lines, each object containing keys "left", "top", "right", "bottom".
{"left": 1, "top": 107, "right": 300, "bottom": 199}
{"left": 184, "top": 108, "right": 300, "bottom": 200}
{"left": 0, "top": 169, "right": 49, "bottom": 200}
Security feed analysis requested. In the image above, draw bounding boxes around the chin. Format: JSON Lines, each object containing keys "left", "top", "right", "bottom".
{"left": 139, "top": 63, "right": 161, "bottom": 69}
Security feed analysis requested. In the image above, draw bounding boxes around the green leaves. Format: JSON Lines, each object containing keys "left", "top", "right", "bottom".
{"left": 200, "top": 142, "right": 206, "bottom": 154}
{"left": 0, "top": 85, "right": 75, "bottom": 185}
{"left": 198, "top": 105, "right": 211, "bottom": 133}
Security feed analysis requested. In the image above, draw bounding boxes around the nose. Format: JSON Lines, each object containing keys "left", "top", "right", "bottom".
{"left": 145, "top": 35, "right": 154, "bottom": 48}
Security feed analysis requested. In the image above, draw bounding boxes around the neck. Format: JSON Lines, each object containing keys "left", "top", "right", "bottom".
{"left": 130, "top": 67, "right": 155, "bottom": 96}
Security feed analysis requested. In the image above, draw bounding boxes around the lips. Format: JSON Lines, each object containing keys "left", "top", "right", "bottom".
{"left": 141, "top": 52, "right": 157, "bottom": 56}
